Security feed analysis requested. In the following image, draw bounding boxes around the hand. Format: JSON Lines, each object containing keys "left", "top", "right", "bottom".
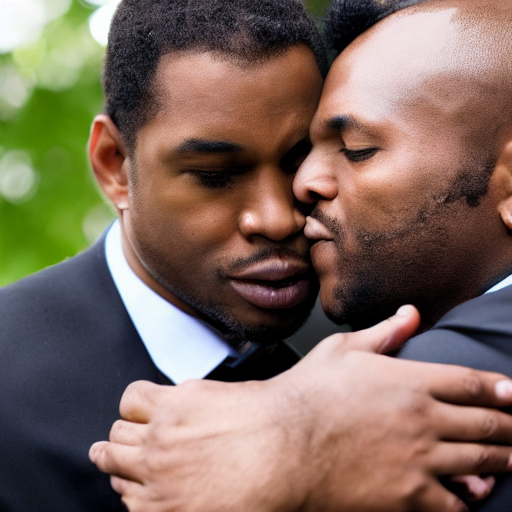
{"left": 89, "top": 306, "right": 512, "bottom": 512}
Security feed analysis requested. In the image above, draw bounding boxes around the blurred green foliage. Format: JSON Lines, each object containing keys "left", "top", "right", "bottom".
{"left": 0, "top": 0, "right": 330, "bottom": 286}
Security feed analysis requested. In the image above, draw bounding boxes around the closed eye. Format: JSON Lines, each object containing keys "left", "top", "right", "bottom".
{"left": 340, "top": 147, "right": 378, "bottom": 162}
{"left": 188, "top": 168, "right": 249, "bottom": 189}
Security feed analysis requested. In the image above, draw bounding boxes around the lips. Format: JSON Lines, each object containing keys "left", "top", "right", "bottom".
{"left": 304, "top": 216, "right": 333, "bottom": 241}
{"left": 229, "top": 259, "right": 312, "bottom": 309}
{"left": 303, "top": 216, "right": 337, "bottom": 276}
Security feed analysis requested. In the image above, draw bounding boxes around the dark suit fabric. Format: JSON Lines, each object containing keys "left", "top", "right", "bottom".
{"left": 398, "top": 285, "right": 512, "bottom": 512}
{"left": 0, "top": 238, "right": 300, "bottom": 512}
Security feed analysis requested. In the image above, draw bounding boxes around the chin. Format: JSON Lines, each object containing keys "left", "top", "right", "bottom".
{"left": 319, "top": 286, "right": 342, "bottom": 324}
{"left": 226, "top": 300, "right": 316, "bottom": 346}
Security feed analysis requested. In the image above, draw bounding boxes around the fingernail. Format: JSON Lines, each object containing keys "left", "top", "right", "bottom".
{"left": 89, "top": 444, "right": 99, "bottom": 461}
{"left": 396, "top": 305, "right": 412, "bottom": 316}
{"left": 495, "top": 380, "right": 512, "bottom": 400}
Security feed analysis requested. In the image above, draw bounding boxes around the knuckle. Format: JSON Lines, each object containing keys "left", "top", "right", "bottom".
{"left": 398, "top": 391, "right": 432, "bottom": 431}
{"left": 95, "top": 446, "right": 111, "bottom": 470}
{"left": 124, "top": 380, "right": 150, "bottom": 399}
{"left": 468, "top": 448, "right": 492, "bottom": 472}
{"left": 146, "top": 423, "right": 169, "bottom": 450}
{"left": 145, "top": 451, "right": 169, "bottom": 476}
{"left": 478, "top": 412, "right": 498, "bottom": 440}
{"left": 405, "top": 393, "right": 429, "bottom": 417}
{"left": 463, "top": 371, "right": 484, "bottom": 398}
{"left": 402, "top": 474, "right": 430, "bottom": 506}
{"left": 109, "top": 420, "right": 125, "bottom": 440}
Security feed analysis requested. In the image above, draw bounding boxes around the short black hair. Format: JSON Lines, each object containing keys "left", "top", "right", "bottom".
{"left": 325, "top": 0, "right": 425, "bottom": 55}
{"left": 103, "top": 0, "right": 328, "bottom": 150}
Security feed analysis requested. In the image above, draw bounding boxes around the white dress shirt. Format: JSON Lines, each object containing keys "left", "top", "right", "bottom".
{"left": 485, "top": 273, "right": 512, "bottom": 294}
{"left": 105, "top": 221, "right": 238, "bottom": 384}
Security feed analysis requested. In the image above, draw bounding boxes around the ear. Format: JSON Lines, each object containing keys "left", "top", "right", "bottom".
{"left": 495, "top": 139, "right": 512, "bottom": 231}
{"left": 498, "top": 196, "right": 512, "bottom": 230}
{"left": 89, "top": 114, "right": 131, "bottom": 211}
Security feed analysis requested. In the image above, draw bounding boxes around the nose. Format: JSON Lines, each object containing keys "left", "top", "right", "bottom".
{"left": 239, "top": 169, "right": 305, "bottom": 242}
{"left": 293, "top": 150, "right": 338, "bottom": 204}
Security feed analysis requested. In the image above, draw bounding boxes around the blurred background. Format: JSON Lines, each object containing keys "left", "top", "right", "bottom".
{"left": 0, "top": 0, "right": 331, "bottom": 287}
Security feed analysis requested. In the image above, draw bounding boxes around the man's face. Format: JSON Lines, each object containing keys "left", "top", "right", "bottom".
{"left": 122, "top": 46, "right": 323, "bottom": 344}
{"left": 294, "top": 9, "right": 506, "bottom": 330}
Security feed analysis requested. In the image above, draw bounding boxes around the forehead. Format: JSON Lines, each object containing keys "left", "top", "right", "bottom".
{"left": 325, "top": 9, "right": 456, "bottom": 111}
{"left": 314, "top": 7, "right": 496, "bottom": 143}
{"left": 139, "top": 47, "right": 322, "bottom": 155}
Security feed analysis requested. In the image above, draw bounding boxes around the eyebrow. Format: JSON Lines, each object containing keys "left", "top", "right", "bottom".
{"left": 326, "top": 115, "right": 367, "bottom": 133}
{"left": 175, "top": 139, "right": 243, "bottom": 154}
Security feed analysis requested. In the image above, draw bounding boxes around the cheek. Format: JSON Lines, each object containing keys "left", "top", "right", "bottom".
{"left": 150, "top": 211, "right": 239, "bottom": 263}
{"left": 132, "top": 184, "right": 241, "bottom": 248}
{"left": 337, "top": 166, "right": 430, "bottom": 233}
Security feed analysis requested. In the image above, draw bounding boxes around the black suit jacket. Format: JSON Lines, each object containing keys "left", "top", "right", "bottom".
{"left": 398, "top": 285, "right": 512, "bottom": 512}
{"left": 0, "top": 237, "right": 300, "bottom": 512}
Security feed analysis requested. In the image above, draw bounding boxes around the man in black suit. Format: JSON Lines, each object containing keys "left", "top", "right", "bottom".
{"left": 3, "top": 2, "right": 324, "bottom": 510}
{"left": 293, "top": 2, "right": 512, "bottom": 509}
{"left": 90, "top": 1, "right": 512, "bottom": 511}
{"left": 3, "top": 1, "right": 512, "bottom": 511}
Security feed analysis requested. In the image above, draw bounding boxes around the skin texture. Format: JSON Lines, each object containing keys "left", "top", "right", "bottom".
{"left": 294, "top": 0, "right": 512, "bottom": 331}
{"left": 89, "top": 10, "right": 512, "bottom": 511}
{"left": 90, "top": 307, "right": 512, "bottom": 512}
{"left": 90, "top": 45, "right": 323, "bottom": 346}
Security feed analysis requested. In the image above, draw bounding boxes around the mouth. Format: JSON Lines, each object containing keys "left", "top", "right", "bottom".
{"left": 304, "top": 216, "right": 333, "bottom": 242}
{"left": 229, "top": 260, "right": 312, "bottom": 309}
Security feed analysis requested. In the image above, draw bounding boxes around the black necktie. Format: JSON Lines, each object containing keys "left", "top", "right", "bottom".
{"left": 204, "top": 342, "right": 301, "bottom": 382}
{"left": 156, "top": 342, "right": 301, "bottom": 385}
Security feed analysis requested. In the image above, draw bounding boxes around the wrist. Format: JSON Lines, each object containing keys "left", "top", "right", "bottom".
{"left": 253, "top": 376, "right": 316, "bottom": 512}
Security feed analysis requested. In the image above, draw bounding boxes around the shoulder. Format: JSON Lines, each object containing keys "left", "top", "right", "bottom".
{"left": 398, "top": 288, "right": 512, "bottom": 512}
{"left": 0, "top": 235, "right": 108, "bottom": 308}
{"left": 0, "top": 229, "right": 155, "bottom": 424}
{"left": 0, "top": 234, "right": 129, "bottom": 365}
{"left": 397, "top": 287, "right": 512, "bottom": 376}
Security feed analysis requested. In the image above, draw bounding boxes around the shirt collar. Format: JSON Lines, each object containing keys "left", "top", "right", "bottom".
{"left": 104, "top": 220, "right": 238, "bottom": 384}
{"left": 485, "top": 273, "right": 512, "bottom": 294}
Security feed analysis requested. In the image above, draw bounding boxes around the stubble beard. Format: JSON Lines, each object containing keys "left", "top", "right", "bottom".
{"left": 318, "top": 155, "right": 496, "bottom": 331}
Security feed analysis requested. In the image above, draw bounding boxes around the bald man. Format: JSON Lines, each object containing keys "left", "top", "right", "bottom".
{"left": 90, "top": 1, "right": 512, "bottom": 511}
{"left": 293, "top": 1, "right": 512, "bottom": 509}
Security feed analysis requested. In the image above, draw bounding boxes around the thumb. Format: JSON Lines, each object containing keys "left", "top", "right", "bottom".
{"left": 323, "top": 305, "right": 421, "bottom": 355}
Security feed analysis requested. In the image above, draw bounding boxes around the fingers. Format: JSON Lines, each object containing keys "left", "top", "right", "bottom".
{"left": 110, "top": 477, "right": 151, "bottom": 512}
{"left": 414, "top": 479, "right": 468, "bottom": 512}
{"left": 447, "top": 475, "right": 495, "bottom": 502}
{"left": 430, "top": 442, "right": 512, "bottom": 476}
{"left": 119, "top": 381, "right": 170, "bottom": 423}
{"left": 371, "top": 304, "right": 421, "bottom": 354}
{"left": 89, "top": 441, "right": 143, "bottom": 482}
{"left": 110, "top": 419, "right": 146, "bottom": 446}
{"left": 432, "top": 402, "right": 512, "bottom": 444}
{"left": 110, "top": 476, "right": 144, "bottom": 501}
{"left": 422, "top": 364, "right": 512, "bottom": 408}
{"left": 319, "top": 304, "right": 421, "bottom": 355}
